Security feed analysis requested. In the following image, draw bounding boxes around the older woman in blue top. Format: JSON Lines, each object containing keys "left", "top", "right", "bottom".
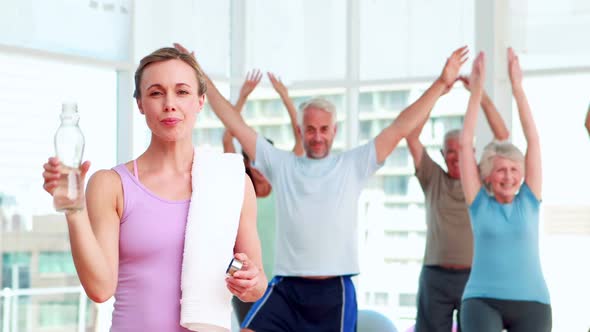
{"left": 458, "top": 49, "right": 551, "bottom": 332}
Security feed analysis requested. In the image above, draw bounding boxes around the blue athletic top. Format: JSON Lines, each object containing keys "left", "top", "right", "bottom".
{"left": 462, "top": 183, "right": 550, "bottom": 304}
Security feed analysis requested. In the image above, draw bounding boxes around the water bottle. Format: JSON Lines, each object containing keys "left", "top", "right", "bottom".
{"left": 53, "top": 102, "right": 85, "bottom": 212}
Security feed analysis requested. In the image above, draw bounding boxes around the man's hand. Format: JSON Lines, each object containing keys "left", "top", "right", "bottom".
{"left": 438, "top": 46, "right": 469, "bottom": 93}
{"left": 267, "top": 72, "right": 289, "bottom": 98}
{"left": 173, "top": 42, "right": 195, "bottom": 58}
{"left": 458, "top": 75, "right": 472, "bottom": 91}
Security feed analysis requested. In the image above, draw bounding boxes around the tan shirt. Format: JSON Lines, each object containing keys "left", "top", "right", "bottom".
{"left": 415, "top": 149, "right": 473, "bottom": 266}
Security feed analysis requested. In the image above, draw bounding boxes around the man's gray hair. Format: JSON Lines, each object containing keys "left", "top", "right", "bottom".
{"left": 479, "top": 141, "right": 525, "bottom": 192}
{"left": 443, "top": 129, "right": 461, "bottom": 150}
{"left": 298, "top": 98, "right": 337, "bottom": 125}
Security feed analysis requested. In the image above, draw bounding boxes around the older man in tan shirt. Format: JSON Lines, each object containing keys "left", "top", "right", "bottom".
{"left": 406, "top": 75, "right": 509, "bottom": 332}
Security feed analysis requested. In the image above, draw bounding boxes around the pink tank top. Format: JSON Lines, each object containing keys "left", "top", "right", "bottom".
{"left": 111, "top": 161, "right": 191, "bottom": 331}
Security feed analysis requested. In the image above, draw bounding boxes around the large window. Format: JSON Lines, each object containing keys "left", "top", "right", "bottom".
{"left": 511, "top": 73, "right": 590, "bottom": 332}
{"left": 2, "top": 253, "right": 31, "bottom": 289}
{"left": 512, "top": 74, "right": 590, "bottom": 205}
{"left": 355, "top": 83, "right": 468, "bottom": 328}
{"left": 511, "top": 0, "right": 590, "bottom": 70}
{"left": 38, "top": 252, "right": 77, "bottom": 275}
{"left": 133, "top": 0, "right": 230, "bottom": 76}
{"left": 244, "top": 0, "right": 347, "bottom": 81}
{"left": 0, "top": 52, "right": 117, "bottom": 331}
{"left": 3, "top": 2, "right": 590, "bottom": 331}
{"left": 0, "top": 1, "right": 132, "bottom": 62}
{"left": 0, "top": 53, "right": 117, "bottom": 217}
{"left": 38, "top": 298, "right": 93, "bottom": 329}
{"left": 360, "top": 0, "right": 475, "bottom": 80}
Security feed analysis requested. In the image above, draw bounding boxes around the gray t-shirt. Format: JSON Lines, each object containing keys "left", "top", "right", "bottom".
{"left": 253, "top": 135, "right": 383, "bottom": 276}
{"left": 416, "top": 149, "right": 473, "bottom": 266}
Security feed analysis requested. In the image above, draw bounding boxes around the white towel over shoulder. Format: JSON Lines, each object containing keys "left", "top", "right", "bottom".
{"left": 181, "top": 147, "right": 245, "bottom": 332}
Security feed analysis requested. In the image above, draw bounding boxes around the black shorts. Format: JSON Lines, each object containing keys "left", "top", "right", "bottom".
{"left": 242, "top": 276, "right": 357, "bottom": 332}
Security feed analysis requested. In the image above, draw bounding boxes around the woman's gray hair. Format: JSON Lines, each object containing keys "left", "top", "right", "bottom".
{"left": 298, "top": 98, "right": 337, "bottom": 125}
{"left": 478, "top": 141, "right": 525, "bottom": 193}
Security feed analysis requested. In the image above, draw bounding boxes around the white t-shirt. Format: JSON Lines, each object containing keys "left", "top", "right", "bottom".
{"left": 253, "top": 135, "right": 383, "bottom": 276}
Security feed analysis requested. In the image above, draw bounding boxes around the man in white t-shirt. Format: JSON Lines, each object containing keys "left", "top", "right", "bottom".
{"left": 201, "top": 46, "right": 469, "bottom": 332}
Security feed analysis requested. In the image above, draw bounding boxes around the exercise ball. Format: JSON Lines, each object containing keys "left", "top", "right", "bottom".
{"left": 405, "top": 322, "right": 458, "bottom": 332}
{"left": 357, "top": 309, "right": 398, "bottom": 332}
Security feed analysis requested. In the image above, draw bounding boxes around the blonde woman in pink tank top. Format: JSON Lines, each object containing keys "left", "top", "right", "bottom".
{"left": 42, "top": 47, "right": 267, "bottom": 331}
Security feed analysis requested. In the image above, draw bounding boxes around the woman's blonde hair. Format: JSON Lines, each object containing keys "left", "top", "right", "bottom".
{"left": 133, "top": 47, "right": 207, "bottom": 99}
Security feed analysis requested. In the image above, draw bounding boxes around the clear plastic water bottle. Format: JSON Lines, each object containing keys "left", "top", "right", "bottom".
{"left": 53, "top": 102, "right": 85, "bottom": 212}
